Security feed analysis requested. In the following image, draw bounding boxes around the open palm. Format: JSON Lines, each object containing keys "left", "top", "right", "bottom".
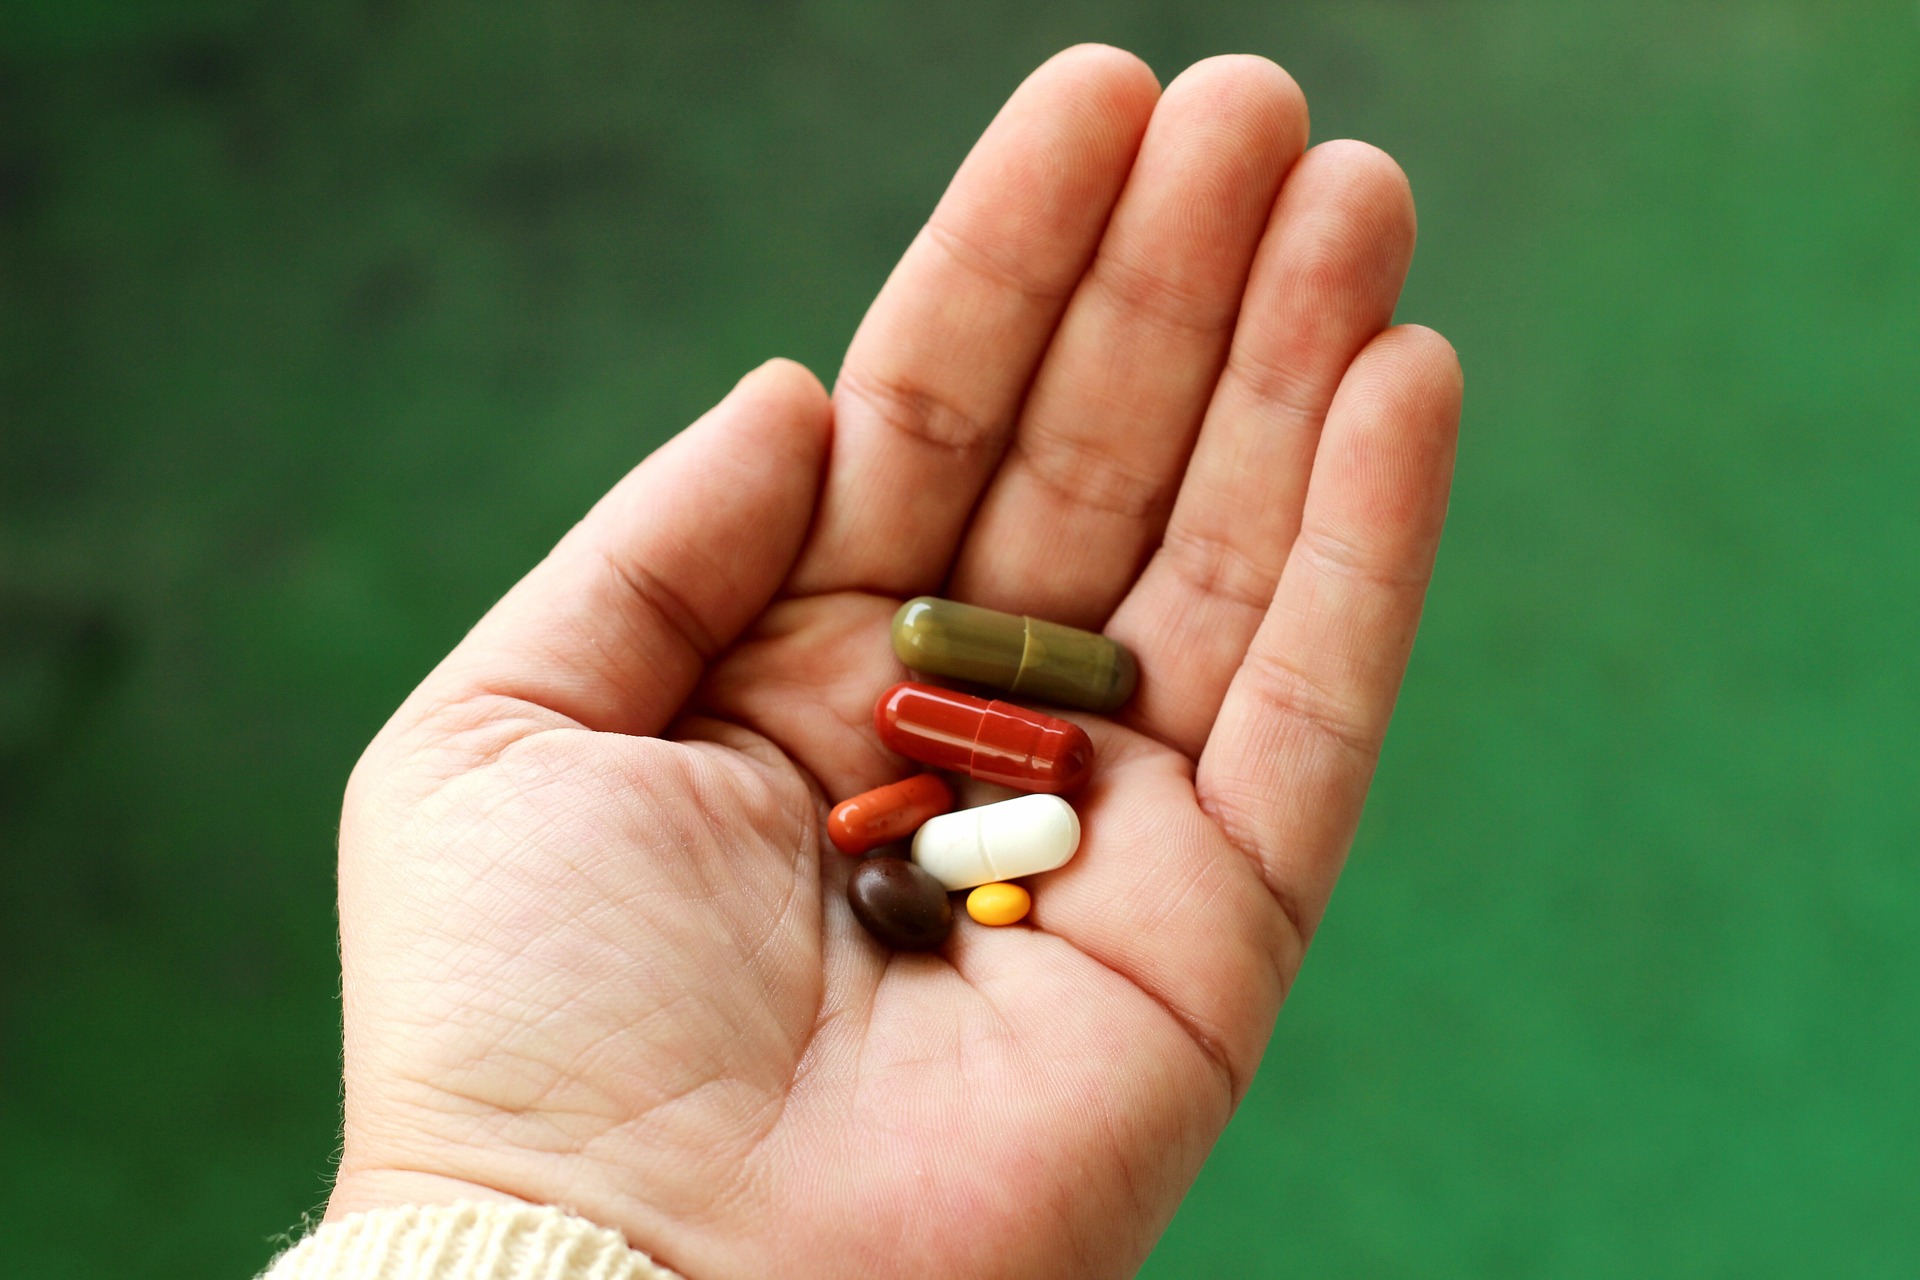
{"left": 330, "top": 46, "right": 1460, "bottom": 1280}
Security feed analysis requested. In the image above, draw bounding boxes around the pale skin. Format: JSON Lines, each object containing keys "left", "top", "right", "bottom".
{"left": 329, "top": 45, "right": 1461, "bottom": 1280}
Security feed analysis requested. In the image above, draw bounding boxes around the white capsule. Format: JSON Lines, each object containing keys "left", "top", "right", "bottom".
{"left": 909, "top": 793, "right": 1081, "bottom": 891}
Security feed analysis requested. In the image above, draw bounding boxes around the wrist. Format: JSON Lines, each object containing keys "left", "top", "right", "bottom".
{"left": 272, "top": 1196, "right": 685, "bottom": 1280}
{"left": 326, "top": 1167, "right": 532, "bottom": 1225}
{"left": 327, "top": 1142, "right": 697, "bottom": 1273}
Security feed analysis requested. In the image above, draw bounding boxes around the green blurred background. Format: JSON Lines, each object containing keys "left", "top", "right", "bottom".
{"left": 4, "top": 1, "right": 1916, "bottom": 1275}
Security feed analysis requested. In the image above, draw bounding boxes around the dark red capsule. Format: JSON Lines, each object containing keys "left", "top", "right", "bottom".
{"left": 873, "top": 681, "right": 1094, "bottom": 794}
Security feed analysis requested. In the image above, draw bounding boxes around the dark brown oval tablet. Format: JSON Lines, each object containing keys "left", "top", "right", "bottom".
{"left": 848, "top": 856, "right": 952, "bottom": 951}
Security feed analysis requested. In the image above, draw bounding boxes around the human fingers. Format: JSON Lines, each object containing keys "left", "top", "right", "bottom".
{"left": 789, "top": 45, "right": 1159, "bottom": 597}
{"left": 1196, "top": 325, "right": 1461, "bottom": 942}
{"left": 1107, "top": 141, "right": 1418, "bottom": 757}
{"left": 946, "top": 55, "right": 1308, "bottom": 628}
{"left": 971, "top": 340, "right": 1452, "bottom": 1106}
{"left": 411, "top": 359, "right": 832, "bottom": 737}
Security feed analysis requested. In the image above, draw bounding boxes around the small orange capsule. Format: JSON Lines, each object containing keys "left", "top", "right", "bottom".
{"left": 827, "top": 773, "right": 955, "bottom": 856}
{"left": 965, "top": 882, "right": 1031, "bottom": 927}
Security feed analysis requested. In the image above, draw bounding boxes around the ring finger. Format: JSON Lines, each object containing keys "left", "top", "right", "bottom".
{"left": 1107, "top": 139, "right": 1419, "bottom": 757}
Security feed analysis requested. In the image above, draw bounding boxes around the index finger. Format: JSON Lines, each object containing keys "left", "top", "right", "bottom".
{"left": 789, "top": 45, "right": 1159, "bottom": 597}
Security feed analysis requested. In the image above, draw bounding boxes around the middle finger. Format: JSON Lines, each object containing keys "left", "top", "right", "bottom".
{"left": 946, "top": 56, "right": 1308, "bottom": 628}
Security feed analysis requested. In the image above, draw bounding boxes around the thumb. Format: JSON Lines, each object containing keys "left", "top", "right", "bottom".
{"left": 423, "top": 358, "right": 832, "bottom": 737}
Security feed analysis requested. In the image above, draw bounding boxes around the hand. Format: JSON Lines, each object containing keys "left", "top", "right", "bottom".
{"left": 329, "top": 45, "right": 1461, "bottom": 1280}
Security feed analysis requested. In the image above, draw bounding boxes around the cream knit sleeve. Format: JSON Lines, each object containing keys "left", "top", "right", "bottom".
{"left": 260, "top": 1202, "right": 685, "bottom": 1280}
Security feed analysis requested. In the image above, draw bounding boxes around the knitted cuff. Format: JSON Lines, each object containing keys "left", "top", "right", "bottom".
{"left": 260, "top": 1201, "right": 684, "bottom": 1280}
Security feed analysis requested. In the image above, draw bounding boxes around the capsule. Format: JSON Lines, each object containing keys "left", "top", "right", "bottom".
{"left": 892, "top": 596, "right": 1137, "bottom": 713}
{"left": 874, "top": 682, "right": 1093, "bottom": 794}
{"left": 827, "top": 774, "right": 955, "bottom": 856}
{"left": 911, "top": 794, "right": 1080, "bottom": 891}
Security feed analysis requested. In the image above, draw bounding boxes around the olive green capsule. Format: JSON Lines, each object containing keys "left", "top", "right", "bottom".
{"left": 890, "top": 596, "right": 1138, "bottom": 713}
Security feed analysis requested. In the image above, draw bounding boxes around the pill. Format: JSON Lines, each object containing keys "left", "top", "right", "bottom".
{"left": 874, "top": 681, "right": 1093, "bottom": 794}
{"left": 911, "top": 793, "right": 1080, "bottom": 891}
{"left": 965, "top": 881, "right": 1032, "bottom": 926}
{"left": 847, "top": 856, "right": 953, "bottom": 951}
{"left": 892, "top": 596, "right": 1138, "bottom": 713}
{"left": 827, "top": 773, "right": 955, "bottom": 856}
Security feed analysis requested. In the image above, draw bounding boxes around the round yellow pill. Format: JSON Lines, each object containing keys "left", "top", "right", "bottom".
{"left": 965, "top": 881, "right": 1031, "bottom": 927}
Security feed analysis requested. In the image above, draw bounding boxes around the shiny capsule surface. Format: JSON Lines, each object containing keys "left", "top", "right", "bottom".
{"left": 912, "top": 794, "right": 1081, "bottom": 891}
{"left": 892, "top": 596, "right": 1138, "bottom": 713}
{"left": 847, "top": 856, "right": 952, "bottom": 951}
{"left": 827, "top": 773, "right": 954, "bottom": 856}
{"left": 965, "top": 881, "right": 1032, "bottom": 926}
{"left": 874, "top": 681, "right": 1093, "bottom": 793}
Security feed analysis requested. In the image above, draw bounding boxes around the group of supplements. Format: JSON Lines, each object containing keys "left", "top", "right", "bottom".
{"left": 830, "top": 596, "right": 1139, "bottom": 951}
